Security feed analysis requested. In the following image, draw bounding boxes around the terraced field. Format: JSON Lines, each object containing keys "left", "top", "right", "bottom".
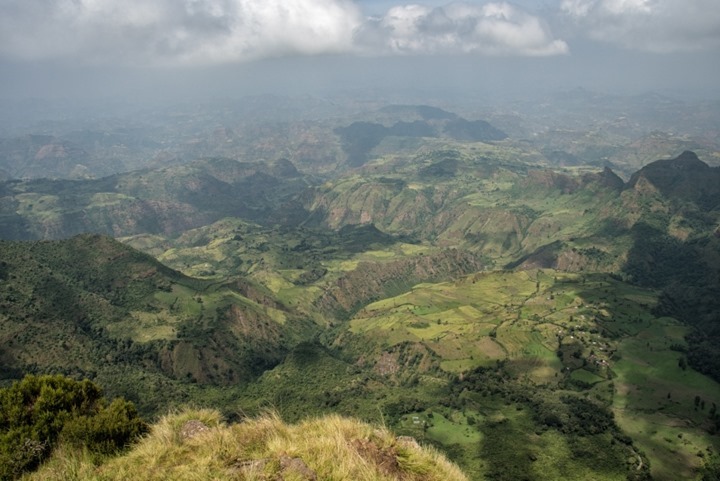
{"left": 344, "top": 268, "right": 720, "bottom": 480}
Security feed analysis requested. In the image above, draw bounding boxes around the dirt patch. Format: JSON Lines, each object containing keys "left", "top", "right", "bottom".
{"left": 179, "top": 420, "right": 210, "bottom": 441}
{"left": 351, "top": 438, "right": 403, "bottom": 478}
{"left": 374, "top": 351, "right": 401, "bottom": 376}
{"left": 477, "top": 336, "right": 506, "bottom": 359}
{"left": 279, "top": 455, "right": 317, "bottom": 480}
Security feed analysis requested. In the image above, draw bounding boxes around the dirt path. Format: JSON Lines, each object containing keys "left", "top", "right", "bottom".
{"left": 630, "top": 448, "right": 643, "bottom": 471}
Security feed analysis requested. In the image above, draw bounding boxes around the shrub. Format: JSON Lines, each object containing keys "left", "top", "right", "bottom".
{"left": 0, "top": 374, "right": 147, "bottom": 480}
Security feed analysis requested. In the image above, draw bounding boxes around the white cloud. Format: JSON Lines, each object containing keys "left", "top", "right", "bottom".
{"left": 560, "top": 0, "right": 720, "bottom": 52}
{"left": 0, "top": 0, "right": 363, "bottom": 65}
{"left": 355, "top": 2, "right": 569, "bottom": 56}
{"left": 561, "top": 0, "right": 653, "bottom": 16}
{"left": 2, "top": 0, "right": 715, "bottom": 66}
{"left": 0, "top": 0, "right": 568, "bottom": 65}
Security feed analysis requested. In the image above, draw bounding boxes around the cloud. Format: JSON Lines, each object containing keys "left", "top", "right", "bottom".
{"left": 354, "top": 2, "right": 569, "bottom": 56}
{"left": 0, "top": 0, "right": 567, "bottom": 65}
{"left": 560, "top": 0, "right": 720, "bottom": 52}
{"left": 0, "top": 0, "right": 363, "bottom": 65}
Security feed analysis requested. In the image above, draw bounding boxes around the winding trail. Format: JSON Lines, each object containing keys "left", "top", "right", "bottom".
{"left": 630, "top": 448, "right": 643, "bottom": 471}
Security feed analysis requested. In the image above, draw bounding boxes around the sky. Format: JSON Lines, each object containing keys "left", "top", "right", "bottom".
{"left": 1, "top": 0, "right": 719, "bottom": 102}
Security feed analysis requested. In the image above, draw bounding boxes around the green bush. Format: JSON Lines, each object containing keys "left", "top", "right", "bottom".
{"left": 0, "top": 374, "right": 147, "bottom": 480}
{"left": 61, "top": 398, "right": 147, "bottom": 455}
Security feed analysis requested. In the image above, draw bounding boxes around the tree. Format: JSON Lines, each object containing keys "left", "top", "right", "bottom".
{"left": 679, "top": 357, "right": 688, "bottom": 370}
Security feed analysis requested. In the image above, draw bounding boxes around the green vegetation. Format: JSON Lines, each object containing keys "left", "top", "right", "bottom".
{"left": 27, "top": 408, "right": 468, "bottom": 481}
{"left": 0, "top": 234, "right": 317, "bottom": 415}
{"left": 2, "top": 144, "right": 720, "bottom": 480}
{"left": 229, "top": 269, "right": 718, "bottom": 480}
{"left": 0, "top": 374, "right": 146, "bottom": 480}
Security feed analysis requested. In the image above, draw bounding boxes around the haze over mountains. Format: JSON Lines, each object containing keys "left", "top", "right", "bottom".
{"left": 2, "top": 93, "right": 720, "bottom": 181}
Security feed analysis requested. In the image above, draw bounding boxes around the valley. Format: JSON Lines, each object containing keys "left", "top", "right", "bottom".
{"left": 0, "top": 95, "right": 719, "bottom": 480}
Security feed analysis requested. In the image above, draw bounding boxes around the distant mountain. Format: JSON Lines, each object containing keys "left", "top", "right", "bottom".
{"left": 334, "top": 122, "right": 390, "bottom": 167}
{"left": 0, "top": 135, "right": 93, "bottom": 179}
{"left": 443, "top": 118, "right": 507, "bottom": 142}
{"left": 334, "top": 106, "right": 507, "bottom": 167}
{"left": 0, "top": 129, "right": 173, "bottom": 180}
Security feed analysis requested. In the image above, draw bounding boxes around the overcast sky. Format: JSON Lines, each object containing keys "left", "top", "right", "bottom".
{"left": 1, "top": 0, "right": 719, "bottom": 102}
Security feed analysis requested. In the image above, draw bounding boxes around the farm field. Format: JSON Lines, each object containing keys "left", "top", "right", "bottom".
{"left": 342, "top": 268, "right": 720, "bottom": 480}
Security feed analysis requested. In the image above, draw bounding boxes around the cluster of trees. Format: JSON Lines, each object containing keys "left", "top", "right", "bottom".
{"left": 622, "top": 223, "right": 720, "bottom": 384}
{"left": 444, "top": 363, "right": 651, "bottom": 479}
{"left": 0, "top": 374, "right": 147, "bottom": 480}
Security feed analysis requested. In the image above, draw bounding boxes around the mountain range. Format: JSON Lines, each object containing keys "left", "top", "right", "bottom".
{"left": 1, "top": 99, "right": 719, "bottom": 481}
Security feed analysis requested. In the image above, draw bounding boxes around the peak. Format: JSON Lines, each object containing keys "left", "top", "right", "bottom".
{"left": 271, "top": 158, "right": 300, "bottom": 178}
{"left": 602, "top": 166, "right": 618, "bottom": 176}
{"left": 626, "top": 151, "right": 719, "bottom": 204}
{"left": 638, "top": 151, "right": 709, "bottom": 174}
{"left": 581, "top": 167, "right": 624, "bottom": 191}
{"left": 677, "top": 150, "right": 700, "bottom": 162}
{"left": 630, "top": 150, "right": 710, "bottom": 180}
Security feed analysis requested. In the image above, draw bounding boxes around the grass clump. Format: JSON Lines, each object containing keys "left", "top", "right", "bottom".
{"left": 28, "top": 409, "right": 468, "bottom": 481}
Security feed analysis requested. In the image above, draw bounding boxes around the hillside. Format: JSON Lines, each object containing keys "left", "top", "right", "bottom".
{"left": 28, "top": 409, "right": 468, "bottom": 481}
{"left": 0, "top": 157, "right": 310, "bottom": 240}
{"left": 237, "top": 270, "right": 719, "bottom": 481}
{"left": 0, "top": 234, "right": 317, "bottom": 414}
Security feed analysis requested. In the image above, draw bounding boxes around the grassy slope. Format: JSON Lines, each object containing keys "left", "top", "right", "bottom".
{"left": 27, "top": 409, "right": 468, "bottom": 481}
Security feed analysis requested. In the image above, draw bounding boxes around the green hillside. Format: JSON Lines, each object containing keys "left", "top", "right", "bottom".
{"left": 237, "top": 270, "right": 720, "bottom": 481}
{"left": 0, "top": 234, "right": 317, "bottom": 415}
